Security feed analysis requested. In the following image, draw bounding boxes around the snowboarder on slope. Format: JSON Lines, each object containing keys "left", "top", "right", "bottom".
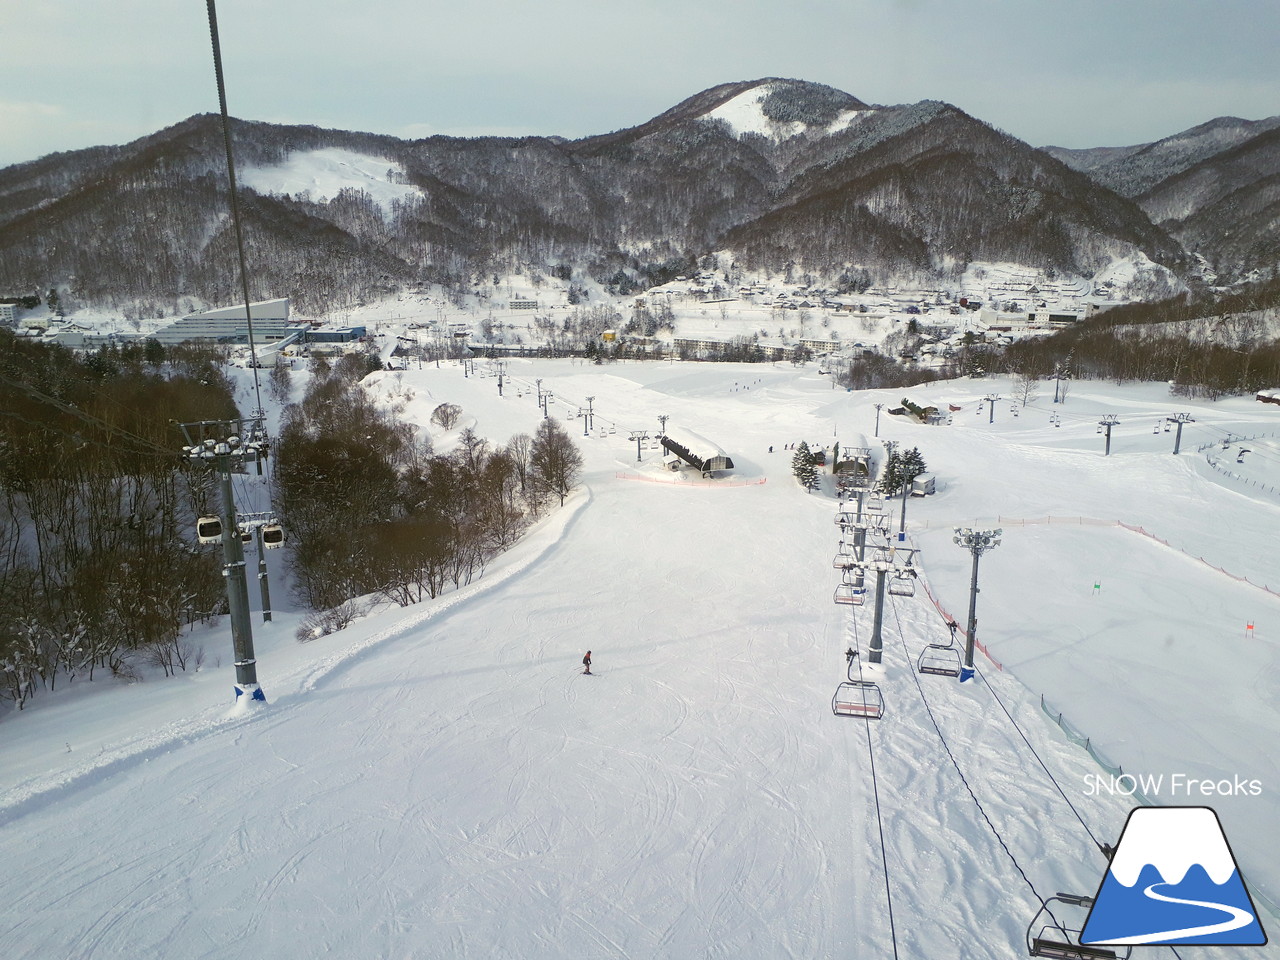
{"left": 582, "top": 651, "right": 592, "bottom": 675}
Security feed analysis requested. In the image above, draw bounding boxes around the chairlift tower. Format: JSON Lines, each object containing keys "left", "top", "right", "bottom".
{"left": 1098, "top": 415, "right": 1120, "bottom": 455}
{"left": 180, "top": 417, "right": 270, "bottom": 705}
{"left": 629, "top": 430, "right": 649, "bottom": 462}
{"left": 866, "top": 544, "right": 916, "bottom": 664}
{"left": 1052, "top": 361, "right": 1071, "bottom": 403}
{"left": 985, "top": 393, "right": 1000, "bottom": 424}
{"left": 953, "top": 527, "right": 1001, "bottom": 682}
{"left": 1166, "top": 412, "right": 1194, "bottom": 454}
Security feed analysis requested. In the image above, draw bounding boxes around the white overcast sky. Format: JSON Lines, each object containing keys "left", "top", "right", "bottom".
{"left": 2, "top": 0, "right": 1278, "bottom": 169}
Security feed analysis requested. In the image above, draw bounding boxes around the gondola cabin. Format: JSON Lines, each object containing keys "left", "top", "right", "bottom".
{"left": 196, "top": 516, "right": 223, "bottom": 544}
{"left": 261, "top": 523, "right": 285, "bottom": 549}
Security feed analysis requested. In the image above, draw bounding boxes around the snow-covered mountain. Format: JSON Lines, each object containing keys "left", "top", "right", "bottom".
{"left": 6, "top": 77, "right": 1277, "bottom": 314}
{"left": 1045, "top": 115, "right": 1280, "bottom": 199}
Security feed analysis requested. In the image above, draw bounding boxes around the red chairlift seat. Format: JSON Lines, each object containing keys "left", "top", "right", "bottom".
{"left": 832, "top": 680, "right": 883, "bottom": 719}
{"left": 833, "top": 583, "right": 866, "bottom": 606}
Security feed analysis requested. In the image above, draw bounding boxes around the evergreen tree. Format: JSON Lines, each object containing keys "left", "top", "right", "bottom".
{"left": 880, "top": 446, "right": 903, "bottom": 495}
{"left": 883, "top": 446, "right": 927, "bottom": 495}
{"left": 791, "top": 441, "right": 819, "bottom": 493}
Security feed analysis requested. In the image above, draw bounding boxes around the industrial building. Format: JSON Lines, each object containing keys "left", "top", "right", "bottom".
{"left": 151, "top": 298, "right": 302, "bottom": 345}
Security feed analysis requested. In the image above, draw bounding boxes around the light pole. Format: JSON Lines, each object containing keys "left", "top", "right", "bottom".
{"left": 874, "top": 403, "right": 884, "bottom": 437}
{"left": 952, "top": 527, "right": 1001, "bottom": 682}
{"left": 898, "top": 466, "right": 922, "bottom": 537}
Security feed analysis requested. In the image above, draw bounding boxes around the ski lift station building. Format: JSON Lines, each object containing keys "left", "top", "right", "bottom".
{"left": 660, "top": 427, "right": 734, "bottom": 476}
{"left": 833, "top": 432, "right": 872, "bottom": 478}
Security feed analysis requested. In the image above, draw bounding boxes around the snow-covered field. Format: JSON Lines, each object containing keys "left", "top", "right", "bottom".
{"left": 2, "top": 360, "right": 1278, "bottom": 959}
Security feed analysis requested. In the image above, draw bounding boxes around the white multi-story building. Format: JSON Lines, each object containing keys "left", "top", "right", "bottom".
{"left": 151, "top": 298, "right": 299, "bottom": 345}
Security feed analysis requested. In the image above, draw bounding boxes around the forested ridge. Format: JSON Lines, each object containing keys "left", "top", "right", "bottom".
{"left": 6, "top": 78, "right": 1260, "bottom": 319}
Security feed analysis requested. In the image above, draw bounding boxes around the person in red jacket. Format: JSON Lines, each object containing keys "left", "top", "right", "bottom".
{"left": 582, "top": 651, "right": 592, "bottom": 675}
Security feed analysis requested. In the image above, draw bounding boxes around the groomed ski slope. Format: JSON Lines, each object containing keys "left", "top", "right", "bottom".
{"left": 1, "top": 360, "right": 1277, "bottom": 959}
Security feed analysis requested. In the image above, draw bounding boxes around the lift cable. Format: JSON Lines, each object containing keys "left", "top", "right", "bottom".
{"left": 205, "top": 0, "right": 265, "bottom": 419}
{"left": 0, "top": 370, "right": 181, "bottom": 461}
{"left": 847, "top": 610, "right": 901, "bottom": 960}
{"left": 883, "top": 593, "right": 1063, "bottom": 932}
{"left": 890, "top": 594, "right": 1192, "bottom": 959}
{"left": 973, "top": 665, "right": 1107, "bottom": 855}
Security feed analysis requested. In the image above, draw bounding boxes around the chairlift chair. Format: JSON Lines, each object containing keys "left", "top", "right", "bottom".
{"left": 1026, "top": 894, "right": 1130, "bottom": 960}
{"left": 196, "top": 516, "right": 223, "bottom": 544}
{"left": 832, "top": 680, "right": 883, "bottom": 719}
{"left": 888, "top": 570, "right": 916, "bottom": 597}
{"left": 833, "top": 582, "right": 866, "bottom": 606}
{"left": 261, "top": 523, "right": 285, "bottom": 549}
{"left": 866, "top": 493, "right": 885, "bottom": 513}
{"left": 917, "top": 643, "right": 962, "bottom": 678}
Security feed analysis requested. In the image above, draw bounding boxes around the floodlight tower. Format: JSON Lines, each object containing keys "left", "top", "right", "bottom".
{"left": 1166, "top": 412, "right": 1195, "bottom": 454}
{"left": 952, "top": 527, "right": 1002, "bottom": 682}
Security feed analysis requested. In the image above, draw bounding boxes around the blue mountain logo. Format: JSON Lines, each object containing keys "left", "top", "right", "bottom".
{"left": 1081, "top": 806, "right": 1267, "bottom": 947}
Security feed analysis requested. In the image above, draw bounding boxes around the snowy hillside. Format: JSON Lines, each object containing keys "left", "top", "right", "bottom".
{"left": 703, "top": 81, "right": 867, "bottom": 140}
{"left": 1, "top": 361, "right": 1278, "bottom": 959}
{"left": 239, "top": 147, "right": 423, "bottom": 213}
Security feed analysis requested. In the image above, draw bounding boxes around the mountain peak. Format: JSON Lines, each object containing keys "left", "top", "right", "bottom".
{"left": 699, "top": 79, "right": 871, "bottom": 140}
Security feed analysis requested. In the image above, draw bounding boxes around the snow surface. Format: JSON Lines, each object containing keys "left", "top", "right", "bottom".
{"left": 1, "top": 360, "right": 1278, "bottom": 959}
{"left": 239, "top": 147, "right": 422, "bottom": 213}
{"left": 704, "top": 82, "right": 864, "bottom": 141}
